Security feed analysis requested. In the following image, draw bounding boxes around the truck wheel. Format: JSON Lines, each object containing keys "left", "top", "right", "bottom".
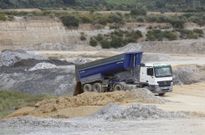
{"left": 83, "top": 84, "right": 92, "bottom": 92}
{"left": 159, "top": 93, "right": 165, "bottom": 96}
{"left": 113, "top": 84, "right": 124, "bottom": 91}
{"left": 93, "top": 83, "right": 103, "bottom": 92}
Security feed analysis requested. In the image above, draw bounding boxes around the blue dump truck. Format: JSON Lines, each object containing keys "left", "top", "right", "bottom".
{"left": 74, "top": 52, "right": 173, "bottom": 96}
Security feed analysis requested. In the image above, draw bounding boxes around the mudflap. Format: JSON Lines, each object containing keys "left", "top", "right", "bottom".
{"left": 73, "top": 82, "right": 83, "bottom": 96}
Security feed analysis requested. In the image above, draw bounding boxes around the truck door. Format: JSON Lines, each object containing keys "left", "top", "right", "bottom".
{"left": 146, "top": 68, "right": 155, "bottom": 85}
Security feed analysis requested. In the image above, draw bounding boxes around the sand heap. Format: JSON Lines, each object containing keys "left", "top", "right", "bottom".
{"left": 8, "top": 89, "right": 167, "bottom": 118}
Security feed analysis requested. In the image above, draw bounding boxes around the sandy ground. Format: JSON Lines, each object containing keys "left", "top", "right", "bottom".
{"left": 157, "top": 82, "right": 205, "bottom": 116}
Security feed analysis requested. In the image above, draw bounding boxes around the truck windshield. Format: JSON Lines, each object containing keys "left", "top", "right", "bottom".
{"left": 154, "top": 66, "right": 172, "bottom": 77}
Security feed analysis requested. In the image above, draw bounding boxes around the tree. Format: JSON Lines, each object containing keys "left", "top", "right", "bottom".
{"left": 63, "top": 0, "right": 76, "bottom": 5}
{"left": 60, "top": 16, "right": 79, "bottom": 28}
{"left": 130, "top": 8, "right": 147, "bottom": 16}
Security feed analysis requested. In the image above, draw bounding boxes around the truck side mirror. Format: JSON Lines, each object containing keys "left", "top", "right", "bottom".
{"left": 147, "top": 68, "right": 154, "bottom": 76}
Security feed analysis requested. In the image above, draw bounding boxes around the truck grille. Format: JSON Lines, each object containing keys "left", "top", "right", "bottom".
{"left": 157, "top": 81, "right": 172, "bottom": 87}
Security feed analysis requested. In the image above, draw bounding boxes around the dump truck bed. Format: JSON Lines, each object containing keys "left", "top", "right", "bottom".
{"left": 75, "top": 52, "right": 143, "bottom": 82}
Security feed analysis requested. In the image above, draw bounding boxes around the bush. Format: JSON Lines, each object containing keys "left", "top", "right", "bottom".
{"left": 146, "top": 30, "right": 177, "bottom": 41}
{"left": 164, "top": 31, "right": 178, "bottom": 40}
{"left": 100, "top": 39, "right": 111, "bottom": 49}
{"left": 0, "top": 91, "right": 48, "bottom": 118}
{"left": 80, "top": 32, "right": 87, "bottom": 41}
{"left": 170, "top": 19, "right": 185, "bottom": 29}
{"left": 130, "top": 8, "right": 147, "bottom": 16}
{"left": 193, "top": 29, "right": 204, "bottom": 37}
{"left": 146, "top": 30, "right": 162, "bottom": 41}
{"left": 90, "top": 30, "right": 142, "bottom": 49}
{"left": 60, "top": 16, "right": 79, "bottom": 28}
{"left": 178, "top": 29, "right": 203, "bottom": 39}
{"left": 110, "top": 36, "right": 124, "bottom": 48}
{"left": 79, "top": 15, "right": 92, "bottom": 23}
{"left": 108, "top": 13, "right": 124, "bottom": 24}
{"left": 89, "top": 37, "right": 98, "bottom": 47}
{"left": 0, "top": 12, "right": 6, "bottom": 21}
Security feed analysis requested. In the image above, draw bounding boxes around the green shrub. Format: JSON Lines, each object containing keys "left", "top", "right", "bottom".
{"left": 146, "top": 30, "right": 163, "bottom": 41}
{"left": 146, "top": 30, "right": 177, "bottom": 41}
{"left": 89, "top": 37, "right": 98, "bottom": 47}
{"left": 110, "top": 36, "right": 124, "bottom": 48}
{"left": 100, "top": 39, "right": 111, "bottom": 49}
{"left": 0, "top": 91, "right": 48, "bottom": 118}
{"left": 130, "top": 8, "right": 147, "bottom": 16}
{"left": 95, "top": 34, "right": 104, "bottom": 41}
{"left": 80, "top": 32, "right": 87, "bottom": 41}
{"left": 79, "top": 15, "right": 92, "bottom": 23}
{"left": 0, "top": 12, "right": 6, "bottom": 21}
{"left": 90, "top": 30, "right": 142, "bottom": 49}
{"left": 193, "top": 29, "right": 204, "bottom": 37}
{"left": 163, "top": 31, "right": 178, "bottom": 40}
{"left": 108, "top": 13, "right": 124, "bottom": 24}
{"left": 170, "top": 19, "right": 185, "bottom": 29}
{"left": 60, "top": 16, "right": 79, "bottom": 28}
{"left": 178, "top": 29, "right": 202, "bottom": 39}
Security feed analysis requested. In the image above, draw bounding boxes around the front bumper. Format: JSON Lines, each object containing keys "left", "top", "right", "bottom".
{"left": 148, "top": 84, "right": 173, "bottom": 94}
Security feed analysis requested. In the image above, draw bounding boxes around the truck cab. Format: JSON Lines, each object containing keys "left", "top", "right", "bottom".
{"left": 140, "top": 63, "right": 173, "bottom": 95}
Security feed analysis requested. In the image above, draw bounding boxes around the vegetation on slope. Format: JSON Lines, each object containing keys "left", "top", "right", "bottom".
{"left": 0, "top": 0, "right": 205, "bottom": 12}
{"left": 0, "top": 90, "right": 49, "bottom": 118}
{"left": 90, "top": 30, "right": 142, "bottom": 48}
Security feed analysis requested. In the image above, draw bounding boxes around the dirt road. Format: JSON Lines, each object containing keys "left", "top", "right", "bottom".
{"left": 157, "top": 82, "right": 205, "bottom": 116}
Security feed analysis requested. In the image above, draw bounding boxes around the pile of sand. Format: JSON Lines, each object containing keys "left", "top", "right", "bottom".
{"left": 34, "top": 89, "right": 166, "bottom": 113}
{"left": 8, "top": 89, "right": 166, "bottom": 118}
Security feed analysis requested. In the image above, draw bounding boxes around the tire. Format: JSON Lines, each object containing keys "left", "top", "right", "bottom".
{"left": 83, "top": 84, "right": 92, "bottom": 92}
{"left": 93, "top": 83, "right": 103, "bottom": 92}
{"left": 113, "top": 83, "right": 125, "bottom": 91}
{"left": 159, "top": 93, "right": 165, "bottom": 96}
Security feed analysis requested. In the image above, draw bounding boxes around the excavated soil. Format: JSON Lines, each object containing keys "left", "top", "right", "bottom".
{"left": 7, "top": 89, "right": 166, "bottom": 118}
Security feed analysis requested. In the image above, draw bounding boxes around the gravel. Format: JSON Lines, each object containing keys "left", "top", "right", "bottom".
{"left": 0, "top": 116, "right": 75, "bottom": 128}
{"left": 29, "top": 62, "right": 57, "bottom": 71}
{"left": 0, "top": 50, "right": 44, "bottom": 67}
{"left": 173, "top": 65, "right": 205, "bottom": 85}
{"left": 0, "top": 50, "right": 76, "bottom": 96}
{"left": 93, "top": 103, "right": 187, "bottom": 121}
{"left": 129, "top": 88, "right": 167, "bottom": 104}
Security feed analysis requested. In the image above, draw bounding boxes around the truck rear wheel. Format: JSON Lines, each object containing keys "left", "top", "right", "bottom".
{"left": 159, "top": 93, "right": 165, "bottom": 96}
{"left": 93, "top": 83, "right": 103, "bottom": 92}
{"left": 113, "top": 83, "right": 125, "bottom": 91}
{"left": 83, "top": 84, "right": 92, "bottom": 92}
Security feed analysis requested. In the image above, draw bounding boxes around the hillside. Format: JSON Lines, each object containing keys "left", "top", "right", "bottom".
{"left": 0, "top": 0, "right": 205, "bottom": 11}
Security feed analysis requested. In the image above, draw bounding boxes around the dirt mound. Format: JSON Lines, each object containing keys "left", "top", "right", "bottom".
{"left": 94, "top": 103, "right": 187, "bottom": 121}
{"left": 8, "top": 89, "right": 166, "bottom": 118}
